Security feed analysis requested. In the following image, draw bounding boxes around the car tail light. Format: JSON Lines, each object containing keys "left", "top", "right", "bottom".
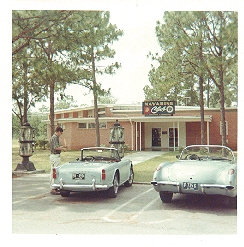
{"left": 228, "top": 169, "right": 235, "bottom": 175}
{"left": 156, "top": 165, "right": 162, "bottom": 171}
{"left": 102, "top": 169, "right": 106, "bottom": 180}
{"left": 53, "top": 168, "right": 57, "bottom": 179}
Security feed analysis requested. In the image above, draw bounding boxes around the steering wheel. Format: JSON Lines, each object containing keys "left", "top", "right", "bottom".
{"left": 85, "top": 156, "right": 95, "bottom": 161}
{"left": 189, "top": 154, "right": 200, "bottom": 160}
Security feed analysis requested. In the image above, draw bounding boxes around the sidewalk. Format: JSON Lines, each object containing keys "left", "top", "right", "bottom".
{"left": 122, "top": 151, "right": 165, "bottom": 165}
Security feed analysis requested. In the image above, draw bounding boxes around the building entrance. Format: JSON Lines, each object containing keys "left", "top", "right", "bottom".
{"left": 152, "top": 128, "right": 161, "bottom": 149}
{"left": 169, "top": 128, "right": 178, "bottom": 149}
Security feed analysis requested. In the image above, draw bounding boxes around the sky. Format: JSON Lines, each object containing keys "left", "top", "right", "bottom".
{"left": 64, "top": 6, "right": 164, "bottom": 106}
{"left": 8, "top": 0, "right": 244, "bottom": 110}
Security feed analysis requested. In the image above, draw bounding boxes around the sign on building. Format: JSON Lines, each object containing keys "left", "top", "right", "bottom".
{"left": 142, "top": 101, "right": 176, "bottom": 115}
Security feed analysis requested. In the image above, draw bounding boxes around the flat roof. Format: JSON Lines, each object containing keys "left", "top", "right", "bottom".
{"left": 51, "top": 115, "right": 212, "bottom": 123}
{"left": 53, "top": 104, "right": 237, "bottom": 114}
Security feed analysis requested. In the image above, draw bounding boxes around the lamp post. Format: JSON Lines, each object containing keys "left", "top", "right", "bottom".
{"left": 15, "top": 122, "right": 36, "bottom": 171}
{"left": 109, "top": 119, "right": 125, "bottom": 158}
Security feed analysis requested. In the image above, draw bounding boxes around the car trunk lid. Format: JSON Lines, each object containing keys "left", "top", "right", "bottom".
{"left": 168, "top": 160, "right": 229, "bottom": 183}
{"left": 57, "top": 162, "right": 111, "bottom": 184}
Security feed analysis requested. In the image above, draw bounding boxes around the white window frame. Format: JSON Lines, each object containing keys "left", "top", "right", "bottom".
{"left": 78, "top": 122, "right": 107, "bottom": 129}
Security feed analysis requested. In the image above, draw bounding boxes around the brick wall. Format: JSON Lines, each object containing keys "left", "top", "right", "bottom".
{"left": 179, "top": 108, "right": 237, "bottom": 150}
{"left": 206, "top": 109, "right": 237, "bottom": 150}
{"left": 47, "top": 106, "right": 237, "bottom": 151}
{"left": 186, "top": 122, "right": 207, "bottom": 146}
{"left": 58, "top": 121, "right": 135, "bottom": 151}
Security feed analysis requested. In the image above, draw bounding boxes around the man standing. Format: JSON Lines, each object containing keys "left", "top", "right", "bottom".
{"left": 49, "top": 126, "right": 67, "bottom": 195}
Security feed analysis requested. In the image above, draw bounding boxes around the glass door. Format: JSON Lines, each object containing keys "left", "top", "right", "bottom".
{"left": 152, "top": 128, "right": 161, "bottom": 148}
{"left": 169, "top": 128, "right": 178, "bottom": 148}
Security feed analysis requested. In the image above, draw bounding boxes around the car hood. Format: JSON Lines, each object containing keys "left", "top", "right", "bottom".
{"left": 167, "top": 160, "right": 231, "bottom": 183}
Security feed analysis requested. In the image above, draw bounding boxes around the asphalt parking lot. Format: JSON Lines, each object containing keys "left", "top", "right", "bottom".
{"left": 12, "top": 173, "right": 237, "bottom": 235}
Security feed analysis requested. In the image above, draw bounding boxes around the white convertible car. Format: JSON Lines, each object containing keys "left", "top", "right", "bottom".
{"left": 52, "top": 147, "right": 134, "bottom": 198}
{"left": 151, "top": 145, "right": 237, "bottom": 208}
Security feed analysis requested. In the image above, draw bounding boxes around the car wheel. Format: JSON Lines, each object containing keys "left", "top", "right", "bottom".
{"left": 159, "top": 191, "right": 173, "bottom": 203}
{"left": 60, "top": 190, "right": 70, "bottom": 197}
{"left": 228, "top": 196, "right": 237, "bottom": 209}
{"left": 107, "top": 173, "right": 119, "bottom": 198}
{"left": 124, "top": 167, "right": 134, "bottom": 187}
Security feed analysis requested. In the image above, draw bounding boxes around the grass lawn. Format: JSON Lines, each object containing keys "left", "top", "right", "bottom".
{"left": 12, "top": 139, "right": 81, "bottom": 172}
{"left": 133, "top": 152, "right": 178, "bottom": 183}
{"left": 12, "top": 139, "right": 179, "bottom": 183}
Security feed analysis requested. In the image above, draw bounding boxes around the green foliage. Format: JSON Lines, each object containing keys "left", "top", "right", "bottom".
{"left": 28, "top": 113, "right": 48, "bottom": 137}
{"left": 12, "top": 11, "right": 123, "bottom": 140}
{"left": 97, "top": 89, "right": 117, "bottom": 104}
{"left": 12, "top": 10, "right": 76, "bottom": 125}
{"left": 146, "top": 11, "right": 238, "bottom": 108}
{"left": 63, "top": 11, "right": 123, "bottom": 146}
{"left": 12, "top": 114, "right": 21, "bottom": 139}
{"left": 55, "top": 95, "right": 78, "bottom": 110}
{"left": 133, "top": 152, "right": 178, "bottom": 182}
{"left": 65, "top": 11, "right": 123, "bottom": 88}
{"left": 35, "top": 135, "right": 49, "bottom": 150}
{"left": 124, "top": 144, "right": 131, "bottom": 152}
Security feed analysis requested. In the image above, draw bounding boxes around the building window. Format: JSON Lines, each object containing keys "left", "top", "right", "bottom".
{"left": 99, "top": 122, "right": 107, "bottom": 129}
{"left": 88, "top": 123, "right": 96, "bottom": 129}
{"left": 220, "top": 121, "right": 228, "bottom": 135}
{"left": 79, "top": 122, "right": 107, "bottom": 129}
{"left": 88, "top": 122, "right": 107, "bottom": 129}
{"left": 78, "top": 123, "right": 86, "bottom": 129}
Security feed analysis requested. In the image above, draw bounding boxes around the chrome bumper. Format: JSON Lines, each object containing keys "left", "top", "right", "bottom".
{"left": 151, "top": 181, "right": 180, "bottom": 193}
{"left": 151, "top": 180, "right": 236, "bottom": 196}
{"left": 52, "top": 178, "right": 110, "bottom": 191}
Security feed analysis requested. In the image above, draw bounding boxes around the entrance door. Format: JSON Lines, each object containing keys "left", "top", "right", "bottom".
{"left": 152, "top": 128, "right": 161, "bottom": 148}
{"left": 169, "top": 128, "right": 178, "bottom": 148}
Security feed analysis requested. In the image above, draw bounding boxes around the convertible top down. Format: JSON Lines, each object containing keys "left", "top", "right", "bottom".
{"left": 52, "top": 147, "right": 134, "bottom": 198}
{"left": 151, "top": 145, "right": 237, "bottom": 208}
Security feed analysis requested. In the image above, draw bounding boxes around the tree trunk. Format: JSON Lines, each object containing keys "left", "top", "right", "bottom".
{"left": 50, "top": 81, "right": 55, "bottom": 136}
{"left": 219, "top": 66, "right": 227, "bottom": 146}
{"left": 218, "top": 13, "right": 227, "bottom": 147}
{"left": 199, "top": 38, "right": 205, "bottom": 144}
{"left": 23, "top": 61, "right": 28, "bottom": 124}
{"left": 199, "top": 75, "right": 205, "bottom": 144}
{"left": 46, "top": 39, "right": 55, "bottom": 136}
{"left": 91, "top": 50, "right": 100, "bottom": 146}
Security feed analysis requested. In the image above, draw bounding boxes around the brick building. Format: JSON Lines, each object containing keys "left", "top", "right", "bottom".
{"left": 47, "top": 103, "right": 237, "bottom": 151}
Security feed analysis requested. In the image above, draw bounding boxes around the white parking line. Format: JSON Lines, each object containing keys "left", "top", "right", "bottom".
{"left": 129, "top": 196, "right": 159, "bottom": 222}
{"left": 102, "top": 187, "right": 156, "bottom": 223}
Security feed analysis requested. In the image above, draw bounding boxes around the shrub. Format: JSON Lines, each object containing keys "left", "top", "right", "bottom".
{"left": 35, "top": 136, "right": 49, "bottom": 150}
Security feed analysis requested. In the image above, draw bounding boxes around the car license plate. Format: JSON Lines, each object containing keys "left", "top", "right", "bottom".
{"left": 72, "top": 173, "right": 85, "bottom": 180}
{"left": 183, "top": 182, "right": 198, "bottom": 190}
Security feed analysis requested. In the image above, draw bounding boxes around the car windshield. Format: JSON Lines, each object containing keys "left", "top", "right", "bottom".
{"left": 81, "top": 148, "right": 120, "bottom": 162}
{"left": 179, "top": 145, "right": 235, "bottom": 161}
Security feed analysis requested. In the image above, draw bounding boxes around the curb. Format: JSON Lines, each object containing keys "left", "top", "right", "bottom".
{"left": 133, "top": 182, "right": 151, "bottom": 185}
